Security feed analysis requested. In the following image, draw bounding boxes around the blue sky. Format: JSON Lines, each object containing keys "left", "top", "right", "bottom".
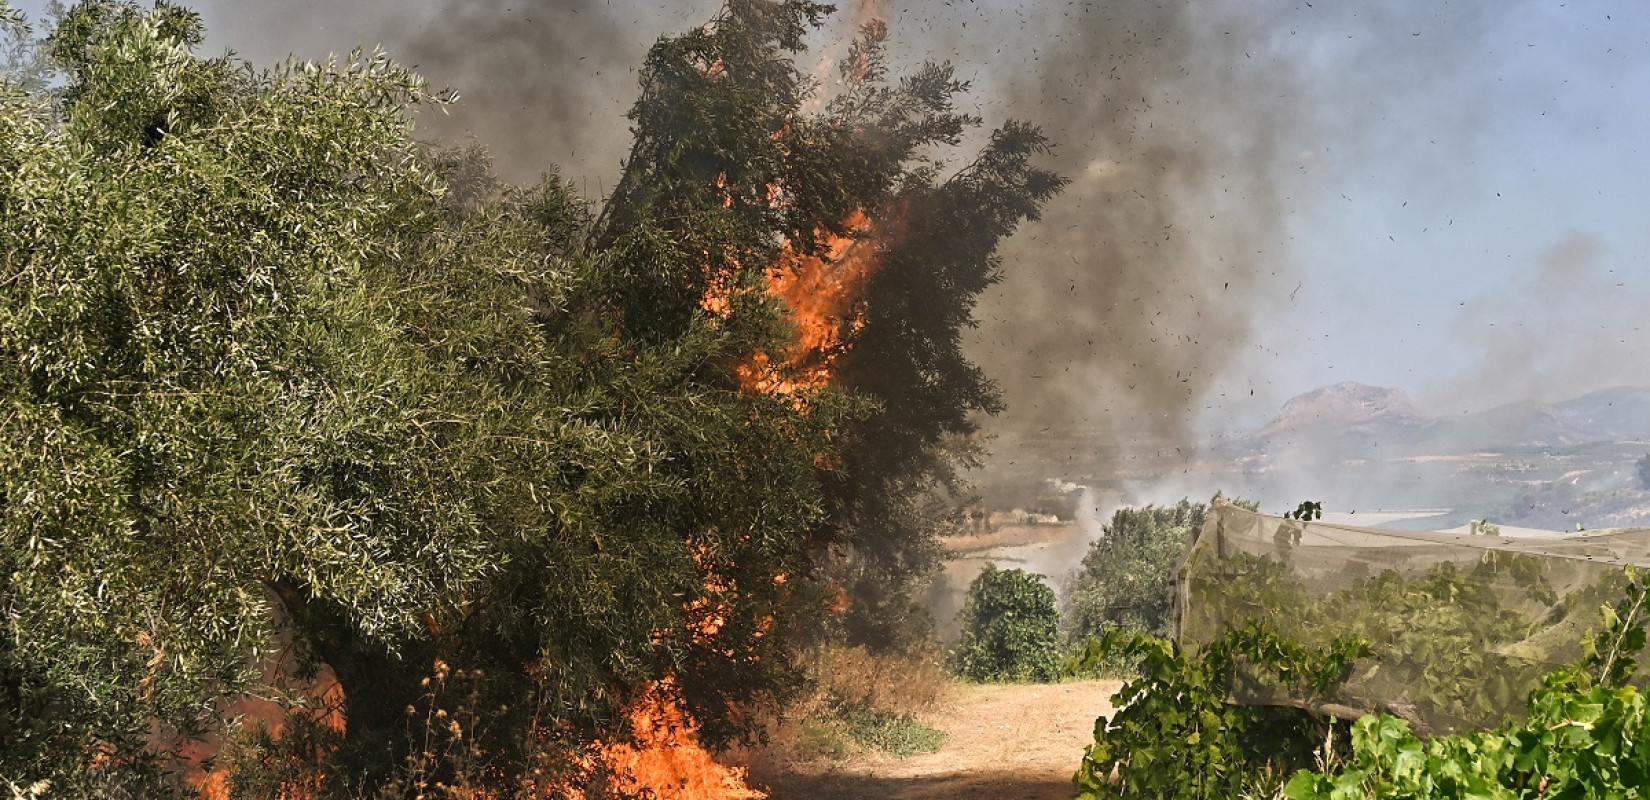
{"left": 1264, "top": 0, "right": 1650, "bottom": 415}
{"left": 11, "top": 0, "right": 1650, "bottom": 434}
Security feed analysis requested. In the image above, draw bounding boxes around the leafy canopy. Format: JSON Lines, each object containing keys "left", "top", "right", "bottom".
{"left": 1064, "top": 499, "right": 1211, "bottom": 647}
{"left": 0, "top": 0, "right": 1064, "bottom": 792}
{"left": 951, "top": 564, "right": 1061, "bottom": 683}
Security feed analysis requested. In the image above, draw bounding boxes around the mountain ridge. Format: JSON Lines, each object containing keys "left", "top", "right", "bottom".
{"left": 1249, "top": 382, "right": 1650, "bottom": 451}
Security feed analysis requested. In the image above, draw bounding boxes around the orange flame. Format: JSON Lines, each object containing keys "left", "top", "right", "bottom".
{"left": 190, "top": 654, "right": 346, "bottom": 798}
{"left": 562, "top": 545, "right": 768, "bottom": 800}
{"left": 727, "top": 208, "right": 880, "bottom": 398}
{"left": 572, "top": 677, "right": 765, "bottom": 800}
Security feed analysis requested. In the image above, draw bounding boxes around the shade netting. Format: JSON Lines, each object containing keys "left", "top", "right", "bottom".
{"left": 1177, "top": 501, "right": 1650, "bottom": 733}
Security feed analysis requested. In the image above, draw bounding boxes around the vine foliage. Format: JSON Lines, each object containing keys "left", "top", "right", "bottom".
{"left": 1284, "top": 567, "right": 1650, "bottom": 799}
{"left": 1072, "top": 623, "right": 1366, "bottom": 800}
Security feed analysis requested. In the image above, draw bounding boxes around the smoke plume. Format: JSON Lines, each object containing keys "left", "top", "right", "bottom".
{"left": 194, "top": 0, "right": 707, "bottom": 185}
{"left": 182, "top": 0, "right": 1536, "bottom": 500}
{"left": 1435, "top": 231, "right": 1650, "bottom": 410}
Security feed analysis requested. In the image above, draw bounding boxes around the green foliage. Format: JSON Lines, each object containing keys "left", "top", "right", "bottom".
{"left": 1186, "top": 543, "right": 1572, "bottom": 732}
{"left": 1063, "top": 636, "right": 1143, "bottom": 680}
{"left": 1284, "top": 568, "right": 1650, "bottom": 799}
{"left": 1063, "top": 499, "right": 1213, "bottom": 647}
{"left": 825, "top": 105, "right": 1065, "bottom": 649}
{"left": 1062, "top": 496, "right": 1258, "bottom": 677}
{"left": 0, "top": 0, "right": 833, "bottom": 786}
{"left": 1286, "top": 500, "right": 1323, "bottom": 521}
{"left": 586, "top": 0, "right": 1064, "bottom": 657}
{"left": 830, "top": 703, "right": 948, "bottom": 757}
{"left": 951, "top": 564, "right": 1061, "bottom": 683}
{"left": 1583, "top": 567, "right": 1650, "bottom": 687}
{"left": 0, "top": 1, "right": 458, "bottom": 785}
{"left": 1073, "top": 624, "right": 1366, "bottom": 800}
{"left": 792, "top": 698, "right": 947, "bottom": 760}
{"left": 0, "top": 0, "right": 1061, "bottom": 792}
{"left": 220, "top": 712, "right": 341, "bottom": 800}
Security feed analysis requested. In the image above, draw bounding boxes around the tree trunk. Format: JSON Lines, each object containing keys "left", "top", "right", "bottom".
{"left": 265, "top": 579, "right": 430, "bottom": 791}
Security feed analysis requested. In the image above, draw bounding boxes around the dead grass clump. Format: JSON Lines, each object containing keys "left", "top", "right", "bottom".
{"left": 805, "top": 645, "right": 947, "bottom": 718}
{"left": 740, "top": 645, "right": 949, "bottom": 767}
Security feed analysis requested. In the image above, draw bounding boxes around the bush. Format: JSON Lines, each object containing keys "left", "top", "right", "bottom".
{"left": 1076, "top": 562, "right": 1650, "bottom": 799}
{"left": 831, "top": 704, "right": 948, "bottom": 757}
{"left": 1283, "top": 568, "right": 1650, "bottom": 799}
{"left": 951, "top": 564, "right": 1061, "bottom": 683}
{"left": 1072, "top": 624, "right": 1365, "bottom": 800}
{"left": 1064, "top": 498, "right": 1254, "bottom": 647}
{"left": 1062, "top": 634, "right": 1142, "bottom": 680}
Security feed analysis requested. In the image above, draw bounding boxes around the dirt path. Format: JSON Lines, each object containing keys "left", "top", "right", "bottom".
{"left": 744, "top": 680, "right": 1122, "bottom": 800}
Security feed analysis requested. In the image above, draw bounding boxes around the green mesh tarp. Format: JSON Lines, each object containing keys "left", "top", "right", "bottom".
{"left": 1177, "top": 501, "right": 1650, "bottom": 734}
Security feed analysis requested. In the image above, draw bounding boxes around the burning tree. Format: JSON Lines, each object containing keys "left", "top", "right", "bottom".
{"left": 595, "top": 0, "right": 1066, "bottom": 652}
{"left": 0, "top": 0, "right": 1060, "bottom": 794}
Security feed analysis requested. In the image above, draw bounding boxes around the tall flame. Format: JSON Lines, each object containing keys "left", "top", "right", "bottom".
{"left": 730, "top": 209, "right": 881, "bottom": 398}
{"left": 194, "top": 177, "right": 885, "bottom": 800}
{"left": 572, "top": 677, "right": 765, "bottom": 800}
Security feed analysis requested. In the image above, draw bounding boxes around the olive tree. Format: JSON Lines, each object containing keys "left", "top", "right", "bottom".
{"left": 0, "top": 0, "right": 1063, "bottom": 791}
{"left": 0, "top": 0, "right": 479, "bottom": 785}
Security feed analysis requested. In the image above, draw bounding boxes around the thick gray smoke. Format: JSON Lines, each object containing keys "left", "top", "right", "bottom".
{"left": 193, "top": 0, "right": 709, "bottom": 185}
{"left": 178, "top": 0, "right": 1533, "bottom": 507}
{"left": 966, "top": 1, "right": 1302, "bottom": 494}
{"left": 1434, "top": 231, "right": 1650, "bottom": 411}
{"left": 953, "top": 0, "right": 1534, "bottom": 511}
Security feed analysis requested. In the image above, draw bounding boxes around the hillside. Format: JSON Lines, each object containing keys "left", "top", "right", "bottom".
{"left": 1206, "top": 383, "right": 1650, "bottom": 518}
{"left": 1243, "top": 383, "right": 1650, "bottom": 456}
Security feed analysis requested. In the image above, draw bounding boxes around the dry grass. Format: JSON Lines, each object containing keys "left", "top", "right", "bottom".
{"left": 805, "top": 645, "right": 949, "bottom": 717}
{"left": 733, "top": 645, "right": 949, "bottom": 767}
{"left": 738, "top": 679, "right": 1123, "bottom": 800}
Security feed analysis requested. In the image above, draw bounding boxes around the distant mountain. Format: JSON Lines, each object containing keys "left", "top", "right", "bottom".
{"left": 1549, "top": 386, "right": 1650, "bottom": 442}
{"left": 1236, "top": 382, "right": 1435, "bottom": 459}
{"left": 1439, "top": 400, "right": 1594, "bottom": 452}
{"left": 1258, "top": 382, "right": 1425, "bottom": 434}
{"left": 1216, "top": 383, "right": 1650, "bottom": 517}
{"left": 1245, "top": 383, "right": 1650, "bottom": 455}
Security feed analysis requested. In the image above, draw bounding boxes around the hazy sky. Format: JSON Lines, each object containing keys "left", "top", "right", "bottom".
{"left": 13, "top": 0, "right": 1650, "bottom": 439}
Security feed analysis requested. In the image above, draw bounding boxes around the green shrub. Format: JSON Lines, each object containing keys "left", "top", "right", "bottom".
{"left": 1064, "top": 500, "right": 1207, "bottom": 645}
{"left": 1072, "top": 623, "right": 1365, "bottom": 800}
{"left": 1284, "top": 568, "right": 1650, "bottom": 799}
{"left": 1064, "top": 496, "right": 1256, "bottom": 649}
{"left": 833, "top": 703, "right": 948, "bottom": 757}
{"left": 951, "top": 564, "right": 1061, "bottom": 683}
{"left": 785, "top": 704, "right": 947, "bottom": 760}
{"left": 1186, "top": 545, "right": 1573, "bottom": 732}
{"left": 1062, "top": 630, "right": 1144, "bottom": 679}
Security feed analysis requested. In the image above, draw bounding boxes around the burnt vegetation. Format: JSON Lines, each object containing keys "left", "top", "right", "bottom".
{"left": 0, "top": 0, "right": 1060, "bottom": 794}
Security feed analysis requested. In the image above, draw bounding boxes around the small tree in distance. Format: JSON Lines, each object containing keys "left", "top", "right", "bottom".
{"left": 1063, "top": 500, "right": 1208, "bottom": 647}
{"left": 1063, "top": 495, "right": 1257, "bottom": 653}
{"left": 951, "top": 564, "right": 1060, "bottom": 683}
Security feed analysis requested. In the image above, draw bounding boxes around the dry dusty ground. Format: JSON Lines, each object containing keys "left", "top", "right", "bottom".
{"left": 741, "top": 680, "right": 1122, "bottom": 800}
